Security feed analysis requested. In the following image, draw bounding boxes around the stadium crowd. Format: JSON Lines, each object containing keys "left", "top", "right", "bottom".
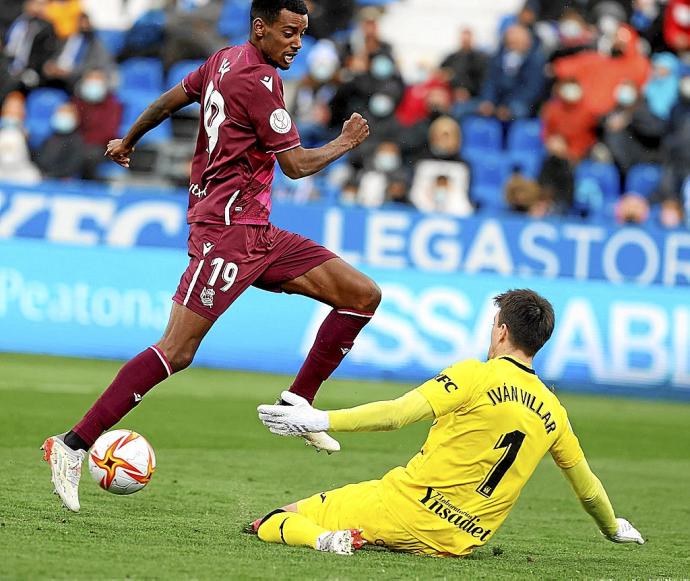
{"left": 1, "top": 0, "right": 690, "bottom": 228}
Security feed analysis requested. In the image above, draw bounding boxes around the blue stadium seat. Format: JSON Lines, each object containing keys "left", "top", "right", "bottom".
{"left": 507, "top": 118, "right": 544, "bottom": 157}
{"left": 218, "top": 0, "right": 251, "bottom": 40}
{"left": 167, "top": 59, "right": 204, "bottom": 89}
{"left": 119, "top": 90, "right": 172, "bottom": 144}
{"left": 166, "top": 60, "right": 204, "bottom": 115}
{"left": 575, "top": 161, "right": 620, "bottom": 198}
{"left": 119, "top": 58, "right": 164, "bottom": 93}
{"left": 510, "top": 151, "right": 543, "bottom": 179}
{"left": 574, "top": 161, "right": 621, "bottom": 215}
{"left": 625, "top": 163, "right": 662, "bottom": 198}
{"left": 469, "top": 151, "right": 511, "bottom": 210}
{"left": 25, "top": 88, "right": 70, "bottom": 149}
{"left": 96, "top": 29, "right": 126, "bottom": 57}
{"left": 461, "top": 115, "right": 502, "bottom": 159}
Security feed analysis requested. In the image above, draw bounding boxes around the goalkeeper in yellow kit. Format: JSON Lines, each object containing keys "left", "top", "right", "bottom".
{"left": 252, "top": 289, "right": 645, "bottom": 557}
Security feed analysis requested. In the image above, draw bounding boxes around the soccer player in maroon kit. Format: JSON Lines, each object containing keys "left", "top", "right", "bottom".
{"left": 43, "top": 0, "right": 379, "bottom": 512}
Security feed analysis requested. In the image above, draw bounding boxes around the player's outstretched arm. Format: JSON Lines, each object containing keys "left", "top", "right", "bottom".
{"left": 561, "top": 459, "right": 645, "bottom": 545}
{"left": 258, "top": 389, "right": 433, "bottom": 436}
{"left": 105, "top": 84, "right": 194, "bottom": 167}
{"left": 276, "top": 113, "right": 369, "bottom": 179}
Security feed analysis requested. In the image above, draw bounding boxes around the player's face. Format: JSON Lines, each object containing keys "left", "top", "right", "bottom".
{"left": 256, "top": 10, "right": 309, "bottom": 70}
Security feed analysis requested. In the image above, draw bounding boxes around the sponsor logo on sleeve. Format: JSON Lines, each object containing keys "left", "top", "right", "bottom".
{"left": 269, "top": 108, "right": 292, "bottom": 134}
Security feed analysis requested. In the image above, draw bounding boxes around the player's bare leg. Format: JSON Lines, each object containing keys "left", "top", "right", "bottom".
{"left": 276, "top": 258, "right": 381, "bottom": 452}
{"left": 43, "top": 303, "right": 213, "bottom": 511}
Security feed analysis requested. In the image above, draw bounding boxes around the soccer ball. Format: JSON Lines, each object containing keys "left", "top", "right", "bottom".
{"left": 88, "top": 429, "right": 156, "bottom": 495}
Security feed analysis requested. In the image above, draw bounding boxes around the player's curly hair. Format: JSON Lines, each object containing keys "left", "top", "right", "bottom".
{"left": 494, "top": 289, "right": 555, "bottom": 356}
{"left": 251, "top": 0, "right": 308, "bottom": 24}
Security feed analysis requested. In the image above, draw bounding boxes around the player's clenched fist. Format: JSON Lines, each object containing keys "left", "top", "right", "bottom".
{"left": 105, "top": 138, "right": 135, "bottom": 168}
{"left": 340, "top": 113, "right": 369, "bottom": 150}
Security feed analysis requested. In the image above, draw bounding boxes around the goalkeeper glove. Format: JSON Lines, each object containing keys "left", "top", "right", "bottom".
{"left": 258, "top": 391, "right": 329, "bottom": 436}
{"left": 606, "top": 518, "right": 645, "bottom": 545}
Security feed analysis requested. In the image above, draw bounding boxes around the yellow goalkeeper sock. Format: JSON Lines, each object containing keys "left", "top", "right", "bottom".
{"left": 257, "top": 510, "right": 328, "bottom": 549}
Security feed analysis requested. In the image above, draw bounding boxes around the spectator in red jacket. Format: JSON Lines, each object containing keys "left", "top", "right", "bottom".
{"left": 553, "top": 24, "right": 651, "bottom": 116}
{"left": 542, "top": 78, "right": 599, "bottom": 161}
{"left": 72, "top": 68, "right": 122, "bottom": 180}
{"left": 663, "top": 0, "right": 690, "bottom": 52}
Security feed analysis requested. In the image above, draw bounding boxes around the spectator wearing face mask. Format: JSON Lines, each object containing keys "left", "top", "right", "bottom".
{"left": 644, "top": 52, "right": 679, "bottom": 121}
{"left": 553, "top": 24, "right": 651, "bottom": 116}
{"left": 478, "top": 24, "right": 546, "bottom": 121}
{"left": 72, "top": 69, "right": 122, "bottom": 179}
{"left": 353, "top": 140, "right": 410, "bottom": 208}
{"left": 332, "top": 51, "right": 405, "bottom": 172}
{"left": 330, "top": 51, "right": 403, "bottom": 128}
{"left": 36, "top": 101, "right": 86, "bottom": 179}
{"left": 663, "top": 0, "right": 690, "bottom": 52}
{"left": 43, "top": 12, "right": 114, "bottom": 91}
{"left": 549, "top": 10, "right": 596, "bottom": 63}
{"left": 600, "top": 80, "right": 666, "bottom": 176}
{"left": 542, "top": 79, "right": 599, "bottom": 161}
{"left": 409, "top": 116, "right": 473, "bottom": 216}
{"left": 0, "top": 91, "right": 41, "bottom": 183}
{"left": 292, "top": 39, "right": 340, "bottom": 148}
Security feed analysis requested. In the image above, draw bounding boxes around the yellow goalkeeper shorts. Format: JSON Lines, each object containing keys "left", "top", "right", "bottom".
{"left": 296, "top": 479, "right": 439, "bottom": 556}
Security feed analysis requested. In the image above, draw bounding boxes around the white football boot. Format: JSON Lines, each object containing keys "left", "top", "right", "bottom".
{"left": 316, "top": 529, "right": 365, "bottom": 556}
{"left": 277, "top": 393, "right": 341, "bottom": 454}
{"left": 41, "top": 434, "right": 87, "bottom": 512}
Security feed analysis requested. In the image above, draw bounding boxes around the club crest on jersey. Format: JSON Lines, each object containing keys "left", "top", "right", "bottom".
{"left": 260, "top": 75, "right": 273, "bottom": 92}
{"left": 200, "top": 287, "right": 215, "bottom": 308}
{"left": 269, "top": 108, "right": 292, "bottom": 134}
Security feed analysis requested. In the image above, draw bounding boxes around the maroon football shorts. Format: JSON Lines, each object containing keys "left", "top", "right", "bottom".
{"left": 172, "top": 223, "right": 337, "bottom": 321}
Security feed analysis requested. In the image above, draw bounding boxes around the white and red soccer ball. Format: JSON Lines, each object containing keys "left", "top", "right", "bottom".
{"left": 88, "top": 429, "right": 156, "bottom": 495}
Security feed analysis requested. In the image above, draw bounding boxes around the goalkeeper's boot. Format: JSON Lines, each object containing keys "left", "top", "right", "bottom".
{"left": 277, "top": 393, "right": 341, "bottom": 454}
{"left": 41, "top": 434, "right": 86, "bottom": 512}
{"left": 316, "top": 529, "right": 366, "bottom": 556}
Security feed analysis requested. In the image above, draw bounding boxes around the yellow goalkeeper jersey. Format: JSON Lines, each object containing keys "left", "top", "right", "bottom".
{"left": 379, "top": 356, "right": 585, "bottom": 556}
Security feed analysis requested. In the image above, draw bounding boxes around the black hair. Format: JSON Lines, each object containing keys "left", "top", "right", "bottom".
{"left": 250, "top": 0, "right": 308, "bottom": 24}
{"left": 494, "top": 289, "right": 555, "bottom": 356}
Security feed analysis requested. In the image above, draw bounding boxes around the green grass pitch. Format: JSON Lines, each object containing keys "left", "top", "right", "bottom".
{"left": 1, "top": 353, "right": 689, "bottom": 580}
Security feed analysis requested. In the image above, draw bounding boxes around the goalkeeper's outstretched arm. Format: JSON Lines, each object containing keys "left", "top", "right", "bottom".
{"left": 257, "top": 389, "right": 434, "bottom": 436}
{"left": 561, "top": 459, "right": 645, "bottom": 544}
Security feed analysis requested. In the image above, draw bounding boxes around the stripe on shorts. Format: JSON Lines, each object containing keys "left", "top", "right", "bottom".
{"left": 183, "top": 259, "right": 205, "bottom": 306}
{"left": 224, "top": 189, "right": 240, "bottom": 226}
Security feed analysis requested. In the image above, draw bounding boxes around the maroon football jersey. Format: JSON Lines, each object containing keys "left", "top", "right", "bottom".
{"left": 182, "top": 42, "right": 301, "bottom": 225}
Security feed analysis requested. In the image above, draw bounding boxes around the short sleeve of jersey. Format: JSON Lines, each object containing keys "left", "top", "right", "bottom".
{"left": 416, "top": 359, "right": 483, "bottom": 418}
{"left": 550, "top": 408, "right": 585, "bottom": 469}
{"left": 245, "top": 66, "right": 300, "bottom": 153}
{"left": 182, "top": 59, "right": 208, "bottom": 103}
